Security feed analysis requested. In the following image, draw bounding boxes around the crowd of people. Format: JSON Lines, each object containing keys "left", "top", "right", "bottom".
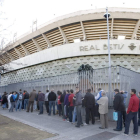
{"left": 0, "top": 87, "right": 140, "bottom": 136}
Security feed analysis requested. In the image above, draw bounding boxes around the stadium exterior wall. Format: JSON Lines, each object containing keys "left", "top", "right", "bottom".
{"left": 1, "top": 39, "right": 140, "bottom": 86}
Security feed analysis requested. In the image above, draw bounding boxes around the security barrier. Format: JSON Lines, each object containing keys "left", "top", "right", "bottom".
{"left": 0, "top": 66, "right": 140, "bottom": 107}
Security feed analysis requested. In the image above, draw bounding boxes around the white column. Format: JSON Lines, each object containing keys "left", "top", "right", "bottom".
{"left": 42, "top": 34, "right": 52, "bottom": 48}
{"left": 32, "top": 39, "right": 42, "bottom": 51}
{"left": 14, "top": 48, "right": 23, "bottom": 58}
{"left": 6, "top": 52, "right": 14, "bottom": 61}
{"left": 0, "top": 59, "right": 3, "bottom": 65}
{"left": 131, "top": 19, "right": 140, "bottom": 39}
{"left": 58, "top": 26, "right": 69, "bottom": 44}
{"left": 80, "top": 21, "right": 86, "bottom": 40}
{"left": 111, "top": 18, "right": 114, "bottom": 39}
{"left": 21, "top": 44, "right": 30, "bottom": 56}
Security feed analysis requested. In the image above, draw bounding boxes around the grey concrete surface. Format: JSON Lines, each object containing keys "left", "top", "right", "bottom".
{"left": 0, "top": 108, "right": 140, "bottom": 140}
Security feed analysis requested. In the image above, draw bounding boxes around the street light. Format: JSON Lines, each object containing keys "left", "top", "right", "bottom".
{"left": 104, "top": 7, "right": 112, "bottom": 95}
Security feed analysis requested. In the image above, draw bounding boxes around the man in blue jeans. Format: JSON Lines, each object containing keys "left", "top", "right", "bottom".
{"left": 16, "top": 89, "right": 23, "bottom": 111}
{"left": 138, "top": 92, "right": 140, "bottom": 126}
{"left": 113, "top": 89, "right": 125, "bottom": 131}
{"left": 38, "top": 91, "right": 45, "bottom": 115}
{"left": 73, "top": 87, "right": 83, "bottom": 128}
{"left": 124, "top": 89, "right": 139, "bottom": 136}
{"left": 48, "top": 89, "right": 56, "bottom": 116}
{"left": 24, "top": 91, "right": 29, "bottom": 110}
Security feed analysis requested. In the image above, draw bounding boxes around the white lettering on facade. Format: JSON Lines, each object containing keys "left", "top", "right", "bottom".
{"left": 80, "top": 44, "right": 127, "bottom": 51}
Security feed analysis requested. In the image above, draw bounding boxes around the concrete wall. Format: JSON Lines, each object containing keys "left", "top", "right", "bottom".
{"left": 1, "top": 53, "right": 140, "bottom": 86}
{"left": 3, "top": 40, "right": 140, "bottom": 71}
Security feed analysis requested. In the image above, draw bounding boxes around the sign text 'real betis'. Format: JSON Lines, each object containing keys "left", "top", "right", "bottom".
{"left": 80, "top": 44, "right": 125, "bottom": 51}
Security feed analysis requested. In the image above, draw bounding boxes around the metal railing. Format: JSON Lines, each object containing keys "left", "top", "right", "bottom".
{"left": 0, "top": 66, "right": 140, "bottom": 107}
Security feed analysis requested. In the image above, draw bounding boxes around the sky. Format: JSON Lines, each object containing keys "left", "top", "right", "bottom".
{"left": 0, "top": 0, "right": 140, "bottom": 49}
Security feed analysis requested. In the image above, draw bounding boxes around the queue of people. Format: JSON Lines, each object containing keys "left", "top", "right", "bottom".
{"left": 0, "top": 87, "right": 140, "bottom": 135}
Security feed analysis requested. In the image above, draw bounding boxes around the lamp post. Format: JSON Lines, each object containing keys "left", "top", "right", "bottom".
{"left": 104, "top": 7, "right": 112, "bottom": 95}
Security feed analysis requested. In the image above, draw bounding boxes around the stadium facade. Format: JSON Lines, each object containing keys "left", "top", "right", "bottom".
{"left": 0, "top": 7, "right": 140, "bottom": 87}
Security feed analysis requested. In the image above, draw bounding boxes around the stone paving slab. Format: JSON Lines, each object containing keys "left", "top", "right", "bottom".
{"left": 0, "top": 114, "right": 55, "bottom": 140}
{"left": 0, "top": 108, "right": 140, "bottom": 140}
{"left": 81, "top": 131, "right": 118, "bottom": 140}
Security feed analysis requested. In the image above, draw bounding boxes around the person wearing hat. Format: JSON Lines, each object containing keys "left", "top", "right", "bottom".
{"left": 113, "top": 89, "right": 125, "bottom": 131}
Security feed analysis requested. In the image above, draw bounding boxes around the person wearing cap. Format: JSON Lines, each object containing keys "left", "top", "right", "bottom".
{"left": 113, "top": 89, "right": 125, "bottom": 131}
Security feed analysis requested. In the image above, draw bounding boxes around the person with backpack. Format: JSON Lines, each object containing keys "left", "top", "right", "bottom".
{"left": 16, "top": 89, "right": 23, "bottom": 111}
{"left": 23, "top": 91, "right": 29, "bottom": 110}
{"left": 9, "top": 92, "right": 16, "bottom": 112}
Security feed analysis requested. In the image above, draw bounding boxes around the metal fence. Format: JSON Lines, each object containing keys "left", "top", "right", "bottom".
{"left": 0, "top": 66, "right": 140, "bottom": 107}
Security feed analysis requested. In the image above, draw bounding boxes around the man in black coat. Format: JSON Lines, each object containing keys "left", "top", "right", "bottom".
{"left": 84, "top": 89, "right": 95, "bottom": 125}
{"left": 60, "top": 90, "right": 66, "bottom": 118}
{"left": 113, "top": 89, "right": 125, "bottom": 131}
{"left": 48, "top": 89, "right": 56, "bottom": 115}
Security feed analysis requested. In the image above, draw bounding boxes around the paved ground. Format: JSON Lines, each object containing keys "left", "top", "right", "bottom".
{"left": 0, "top": 114, "right": 55, "bottom": 140}
{"left": 0, "top": 107, "right": 140, "bottom": 140}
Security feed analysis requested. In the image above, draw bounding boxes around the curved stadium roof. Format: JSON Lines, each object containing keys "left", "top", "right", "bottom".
{"left": 0, "top": 7, "right": 140, "bottom": 66}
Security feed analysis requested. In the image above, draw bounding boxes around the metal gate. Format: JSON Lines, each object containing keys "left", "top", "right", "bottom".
{"left": 0, "top": 66, "right": 140, "bottom": 107}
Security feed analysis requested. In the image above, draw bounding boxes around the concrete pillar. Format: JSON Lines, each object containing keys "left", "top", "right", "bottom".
{"left": 32, "top": 39, "right": 42, "bottom": 52}
{"left": 32, "top": 39, "right": 42, "bottom": 51}
{"left": 2, "top": 54, "right": 9, "bottom": 63}
{"left": 6, "top": 52, "right": 14, "bottom": 61}
{"left": 0, "top": 59, "right": 4, "bottom": 65}
{"left": 111, "top": 18, "right": 114, "bottom": 39}
{"left": 80, "top": 21, "right": 86, "bottom": 40}
{"left": 58, "top": 27, "right": 69, "bottom": 44}
{"left": 42, "top": 34, "right": 52, "bottom": 48}
{"left": 14, "top": 48, "right": 23, "bottom": 58}
{"left": 21, "top": 44, "right": 30, "bottom": 56}
{"left": 131, "top": 19, "right": 140, "bottom": 39}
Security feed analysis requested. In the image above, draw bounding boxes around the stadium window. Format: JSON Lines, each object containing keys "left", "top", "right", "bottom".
{"left": 74, "top": 39, "right": 80, "bottom": 43}
{"left": 118, "top": 35, "right": 125, "bottom": 40}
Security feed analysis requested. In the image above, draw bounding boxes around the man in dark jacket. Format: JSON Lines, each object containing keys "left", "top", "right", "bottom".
{"left": 2, "top": 92, "right": 8, "bottom": 109}
{"left": 60, "top": 90, "right": 66, "bottom": 118}
{"left": 84, "top": 89, "right": 95, "bottom": 125}
{"left": 113, "top": 89, "right": 125, "bottom": 131}
{"left": 38, "top": 91, "right": 45, "bottom": 115}
{"left": 48, "top": 89, "right": 56, "bottom": 116}
{"left": 23, "top": 91, "right": 29, "bottom": 110}
{"left": 73, "top": 87, "right": 83, "bottom": 127}
{"left": 27, "top": 90, "right": 36, "bottom": 112}
{"left": 64, "top": 90, "right": 70, "bottom": 120}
